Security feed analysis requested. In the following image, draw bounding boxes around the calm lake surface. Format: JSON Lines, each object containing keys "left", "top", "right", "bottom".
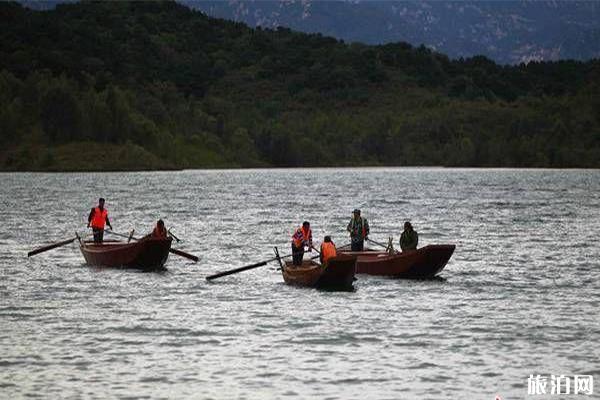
{"left": 1, "top": 168, "right": 599, "bottom": 399}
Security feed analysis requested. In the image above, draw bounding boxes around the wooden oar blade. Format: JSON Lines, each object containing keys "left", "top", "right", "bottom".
{"left": 169, "top": 248, "right": 199, "bottom": 262}
{"left": 206, "top": 261, "right": 268, "bottom": 281}
{"left": 27, "top": 237, "right": 75, "bottom": 257}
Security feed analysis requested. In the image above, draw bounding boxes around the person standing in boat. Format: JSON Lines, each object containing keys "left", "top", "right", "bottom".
{"left": 291, "top": 221, "right": 312, "bottom": 266}
{"left": 400, "top": 221, "right": 418, "bottom": 252}
{"left": 87, "top": 198, "right": 112, "bottom": 243}
{"left": 320, "top": 236, "right": 337, "bottom": 265}
{"left": 347, "top": 209, "right": 369, "bottom": 251}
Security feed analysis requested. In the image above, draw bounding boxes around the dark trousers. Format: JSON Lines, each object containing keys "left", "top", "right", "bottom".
{"left": 292, "top": 244, "right": 304, "bottom": 265}
{"left": 351, "top": 240, "right": 364, "bottom": 251}
{"left": 93, "top": 228, "right": 104, "bottom": 243}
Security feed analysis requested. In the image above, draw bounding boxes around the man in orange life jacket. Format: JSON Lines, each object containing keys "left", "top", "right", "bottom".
{"left": 320, "top": 236, "right": 337, "bottom": 265}
{"left": 291, "top": 221, "right": 312, "bottom": 266}
{"left": 87, "top": 198, "right": 112, "bottom": 243}
{"left": 151, "top": 219, "right": 168, "bottom": 238}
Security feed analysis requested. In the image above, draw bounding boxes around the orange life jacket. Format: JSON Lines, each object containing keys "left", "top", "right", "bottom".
{"left": 152, "top": 226, "right": 167, "bottom": 238}
{"left": 90, "top": 207, "right": 108, "bottom": 229}
{"left": 320, "top": 242, "right": 337, "bottom": 264}
{"left": 292, "top": 226, "right": 312, "bottom": 248}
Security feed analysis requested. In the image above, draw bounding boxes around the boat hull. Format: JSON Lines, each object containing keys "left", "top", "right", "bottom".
{"left": 282, "top": 254, "right": 357, "bottom": 290}
{"left": 79, "top": 238, "right": 172, "bottom": 270}
{"left": 340, "top": 244, "right": 455, "bottom": 278}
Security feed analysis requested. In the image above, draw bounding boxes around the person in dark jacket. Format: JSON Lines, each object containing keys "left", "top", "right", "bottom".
{"left": 347, "top": 209, "right": 369, "bottom": 251}
{"left": 400, "top": 221, "right": 418, "bottom": 252}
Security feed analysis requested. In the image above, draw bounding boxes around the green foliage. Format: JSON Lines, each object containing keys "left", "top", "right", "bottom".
{"left": 0, "top": 1, "right": 599, "bottom": 170}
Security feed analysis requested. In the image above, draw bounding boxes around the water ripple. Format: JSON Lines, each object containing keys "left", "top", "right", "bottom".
{"left": 1, "top": 168, "right": 599, "bottom": 399}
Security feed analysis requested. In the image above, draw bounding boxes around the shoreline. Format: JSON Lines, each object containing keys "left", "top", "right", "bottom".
{"left": 1, "top": 165, "right": 599, "bottom": 173}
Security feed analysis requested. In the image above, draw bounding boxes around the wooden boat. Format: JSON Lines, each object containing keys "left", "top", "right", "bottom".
{"left": 79, "top": 237, "right": 172, "bottom": 270}
{"left": 281, "top": 254, "right": 357, "bottom": 290}
{"left": 340, "top": 244, "right": 455, "bottom": 278}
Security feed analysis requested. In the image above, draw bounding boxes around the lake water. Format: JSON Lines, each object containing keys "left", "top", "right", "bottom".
{"left": 1, "top": 168, "right": 599, "bottom": 399}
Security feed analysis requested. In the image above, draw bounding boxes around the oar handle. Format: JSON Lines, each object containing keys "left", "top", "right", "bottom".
{"left": 206, "top": 261, "right": 268, "bottom": 281}
{"left": 366, "top": 237, "right": 389, "bottom": 249}
{"left": 168, "top": 229, "right": 181, "bottom": 243}
{"left": 104, "top": 229, "right": 133, "bottom": 240}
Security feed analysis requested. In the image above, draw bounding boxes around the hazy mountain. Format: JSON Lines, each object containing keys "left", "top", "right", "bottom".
{"left": 183, "top": 0, "right": 600, "bottom": 64}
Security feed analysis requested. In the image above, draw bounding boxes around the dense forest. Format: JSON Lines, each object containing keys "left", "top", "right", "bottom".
{"left": 0, "top": 1, "right": 599, "bottom": 170}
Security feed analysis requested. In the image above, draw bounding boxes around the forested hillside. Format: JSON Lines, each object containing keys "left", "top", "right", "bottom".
{"left": 0, "top": 1, "right": 599, "bottom": 170}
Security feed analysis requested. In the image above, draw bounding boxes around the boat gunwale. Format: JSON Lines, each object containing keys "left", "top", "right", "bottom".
{"left": 80, "top": 237, "right": 172, "bottom": 251}
{"left": 79, "top": 237, "right": 172, "bottom": 270}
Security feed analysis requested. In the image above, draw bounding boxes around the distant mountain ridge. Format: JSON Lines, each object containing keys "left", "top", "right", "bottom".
{"left": 183, "top": 0, "right": 600, "bottom": 64}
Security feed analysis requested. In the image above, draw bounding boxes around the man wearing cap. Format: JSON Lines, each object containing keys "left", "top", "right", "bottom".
{"left": 291, "top": 221, "right": 313, "bottom": 265}
{"left": 347, "top": 209, "right": 369, "bottom": 251}
{"left": 87, "top": 198, "right": 112, "bottom": 243}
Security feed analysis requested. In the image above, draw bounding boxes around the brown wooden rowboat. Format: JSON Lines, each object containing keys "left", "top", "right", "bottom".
{"left": 340, "top": 244, "right": 455, "bottom": 278}
{"left": 282, "top": 254, "right": 357, "bottom": 290}
{"left": 79, "top": 237, "right": 172, "bottom": 270}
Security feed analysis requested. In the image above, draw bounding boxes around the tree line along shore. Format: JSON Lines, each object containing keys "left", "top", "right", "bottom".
{"left": 0, "top": 1, "right": 599, "bottom": 171}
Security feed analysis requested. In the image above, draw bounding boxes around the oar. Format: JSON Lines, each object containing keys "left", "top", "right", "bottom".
{"left": 208, "top": 247, "right": 327, "bottom": 280}
{"left": 28, "top": 237, "right": 76, "bottom": 257}
{"left": 337, "top": 242, "right": 352, "bottom": 250}
{"left": 366, "top": 237, "right": 390, "bottom": 249}
{"left": 167, "top": 229, "right": 181, "bottom": 243}
{"left": 366, "top": 237, "right": 400, "bottom": 254}
{"left": 206, "top": 252, "right": 296, "bottom": 281}
{"left": 104, "top": 230, "right": 199, "bottom": 262}
{"left": 102, "top": 229, "right": 138, "bottom": 241}
{"left": 310, "top": 245, "right": 321, "bottom": 254}
{"left": 168, "top": 248, "right": 199, "bottom": 262}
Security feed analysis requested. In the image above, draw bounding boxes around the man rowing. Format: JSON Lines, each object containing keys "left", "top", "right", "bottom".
{"left": 291, "top": 221, "right": 312, "bottom": 266}
{"left": 346, "top": 209, "right": 369, "bottom": 251}
{"left": 320, "top": 235, "right": 337, "bottom": 265}
{"left": 87, "top": 197, "right": 112, "bottom": 243}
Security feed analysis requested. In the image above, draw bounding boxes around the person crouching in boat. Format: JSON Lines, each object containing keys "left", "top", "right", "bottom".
{"left": 291, "top": 221, "right": 312, "bottom": 266}
{"left": 400, "top": 221, "right": 418, "bottom": 252}
{"left": 87, "top": 197, "right": 112, "bottom": 243}
{"left": 151, "top": 219, "right": 168, "bottom": 239}
{"left": 320, "top": 236, "right": 337, "bottom": 266}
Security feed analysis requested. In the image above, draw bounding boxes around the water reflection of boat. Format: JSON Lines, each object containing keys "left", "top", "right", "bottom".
{"left": 79, "top": 237, "right": 172, "bottom": 270}
{"left": 340, "top": 245, "right": 455, "bottom": 278}
{"left": 281, "top": 254, "right": 357, "bottom": 290}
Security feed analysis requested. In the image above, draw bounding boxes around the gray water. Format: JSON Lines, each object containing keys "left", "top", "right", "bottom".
{"left": 1, "top": 168, "right": 599, "bottom": 400}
